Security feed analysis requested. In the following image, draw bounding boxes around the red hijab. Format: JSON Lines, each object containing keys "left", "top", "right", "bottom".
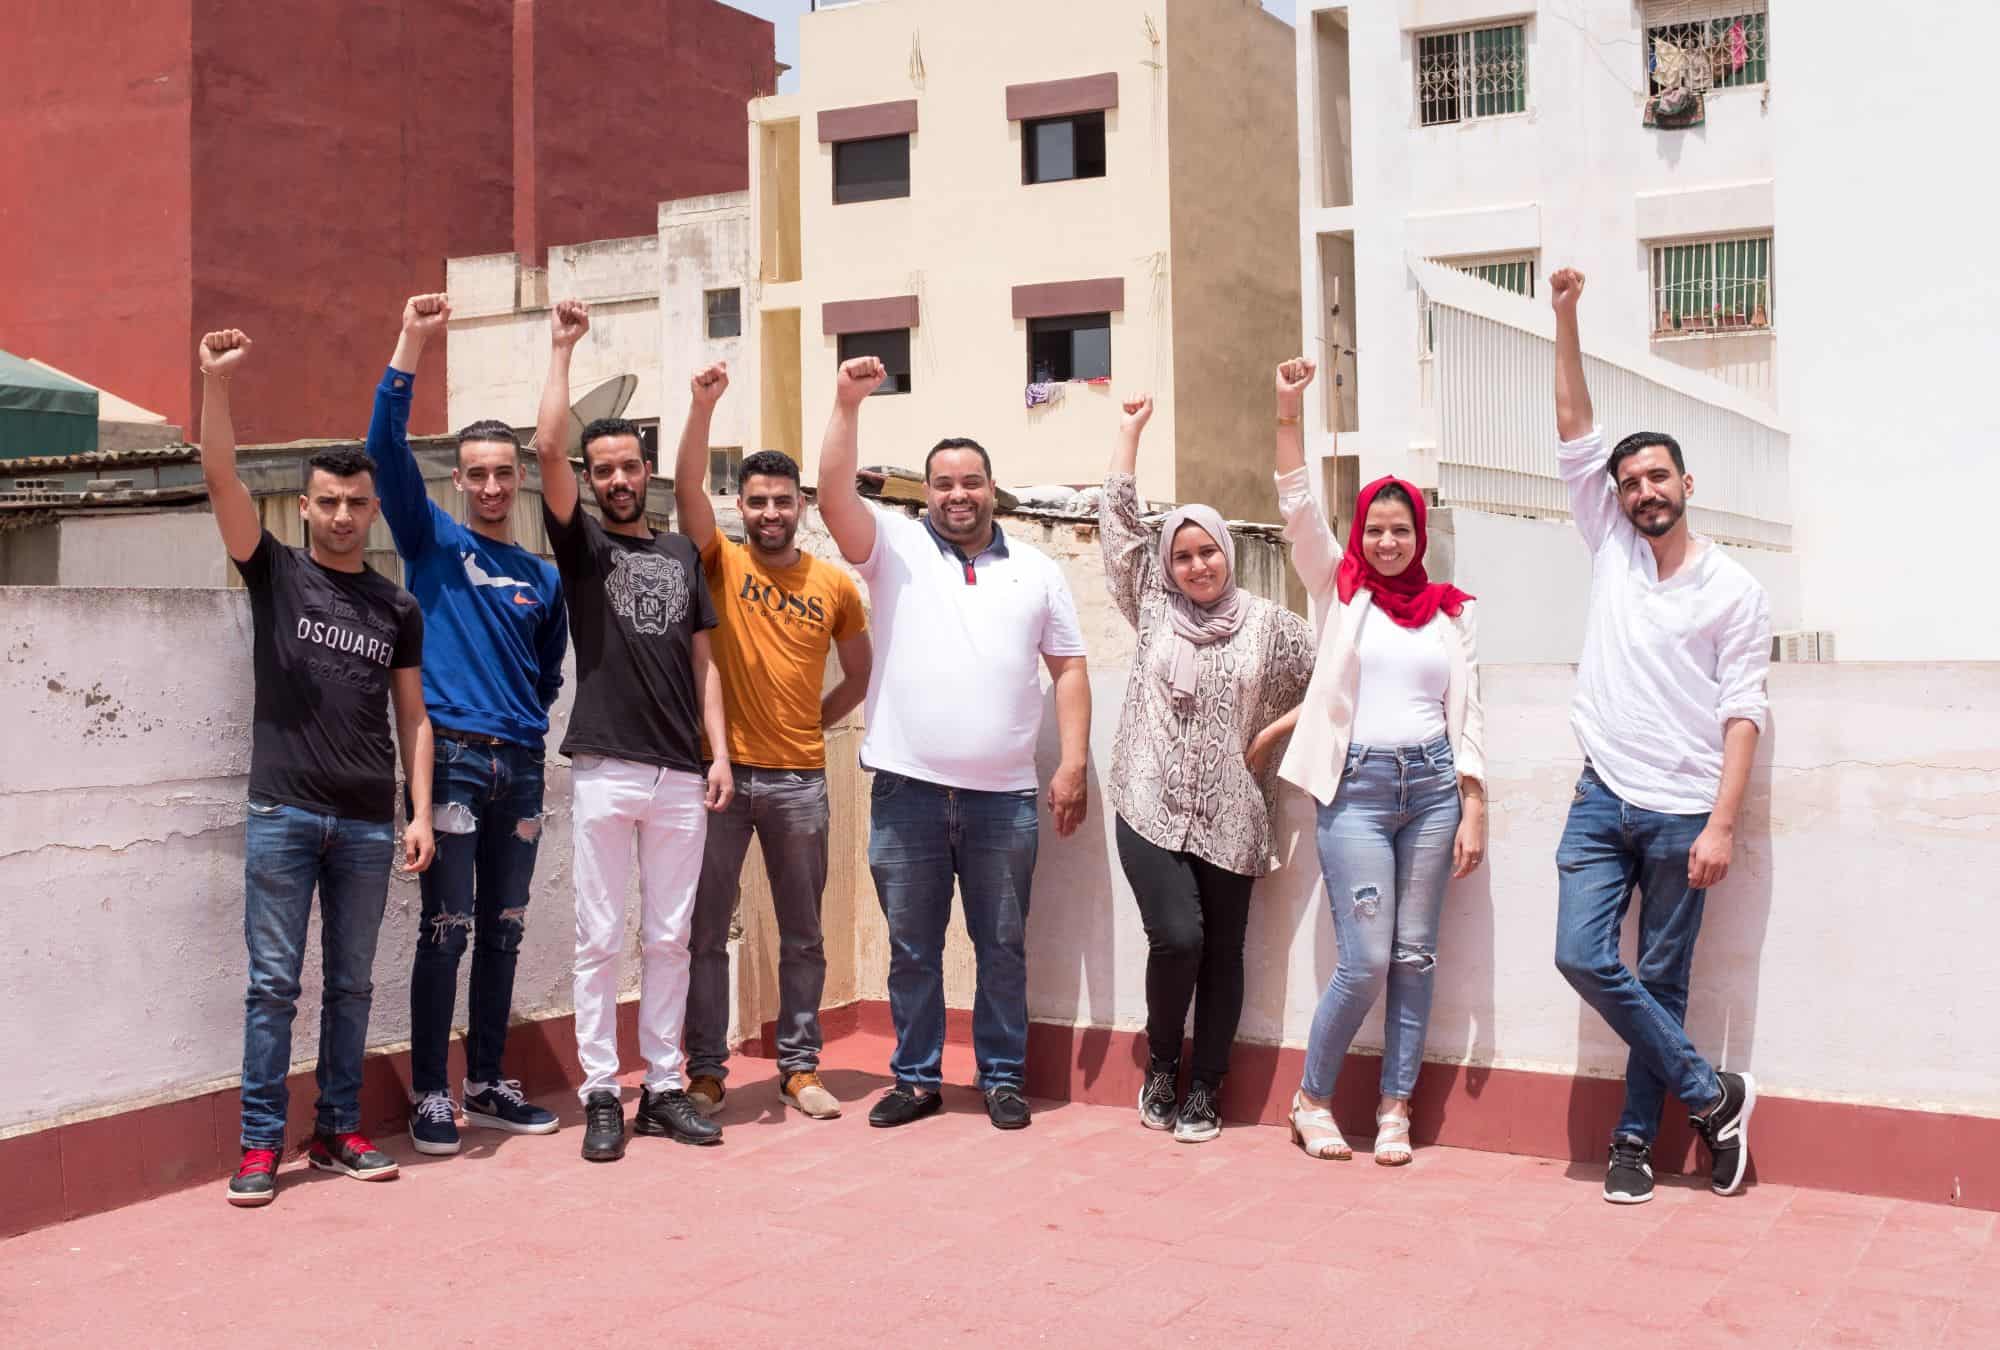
{"left": 1335, "top": 476, "right": 1474, "bottom": 629}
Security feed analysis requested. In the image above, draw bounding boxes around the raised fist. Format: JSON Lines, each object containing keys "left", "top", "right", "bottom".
{"left": 551, "top": 298, "right": 590, "bottom": 350}
{"left": 690, "top": 361, "right": 729, "bottom": 408}
{"left": 1119, "top": 394, "right": 1154, "bottom": 435}
{"left": 199, "top": 329, "right": 253, "bottom": 377}
{"left": 836, "top": 356, "right": 886, "bottom": 406}
{"left": 402, "top": 292, "right": 450, "bottom": 338}
{"left": 1549, "top": 268, "right": 1585, "bottom": 313}
{"left": 1276, "top": 357, "right": 1316, "bottom": 410}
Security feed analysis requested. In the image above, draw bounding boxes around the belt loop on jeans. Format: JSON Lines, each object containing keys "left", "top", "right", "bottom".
{"left": 436, "top": 726, "right": 508, "bottom": 749}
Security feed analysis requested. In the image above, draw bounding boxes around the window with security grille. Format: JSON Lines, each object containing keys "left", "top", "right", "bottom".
{"left": 1450, "top": 254, "right": 1536, "bottom": 298}
{"left": 1416, "top": 23, "right": 1527, "bottom": 127}
{"left": 705, "top": 289, "right": 741, "bottom": 339}
{"left": 1644, "top": 2, "right": 1768, "bottom": 95}
{"left": 709, "top": 447, "right": 742, "bottom": 495}
{"left": 1651, "top": 235, "right": 1772, "bottom": 335}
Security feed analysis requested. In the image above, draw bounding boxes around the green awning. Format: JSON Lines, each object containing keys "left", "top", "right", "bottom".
{"left": 0, "top": 348, "right": 99, "bottom": 458}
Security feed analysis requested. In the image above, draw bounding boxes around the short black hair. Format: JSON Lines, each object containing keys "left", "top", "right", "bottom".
{"left": 738, "top": 450, "right": 800, "bottom": 487}
{"left": 1607, "top": 431, "right": 1686, "bottom": 479}
{"left": 456, "top": 418, "right": 521, "bottom": 456}
{"left": 580, "top": 416, "right": 645, "bottom": 466}
{"left": 925, "top": 437, "right": 992, "bottom": 482}
{"left": 306, "top": 446, "right": 375, "bottom": 485}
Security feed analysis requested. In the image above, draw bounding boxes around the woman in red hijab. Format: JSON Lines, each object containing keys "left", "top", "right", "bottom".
{"left": 1268, "top": 358, "right": 1488, "bottom": 1167}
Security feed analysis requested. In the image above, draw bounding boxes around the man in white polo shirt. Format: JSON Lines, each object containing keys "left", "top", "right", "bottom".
{"left": 816, "top": 355, "right": 1091, "bottom": 1131}
{"left": 1547, "top": 267, "right": 1771, "bottom": 1207}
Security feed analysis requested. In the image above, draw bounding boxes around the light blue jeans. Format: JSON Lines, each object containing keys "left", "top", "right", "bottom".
{"left": 1300, "top": 736, "right": 1462, "bottom": 1102}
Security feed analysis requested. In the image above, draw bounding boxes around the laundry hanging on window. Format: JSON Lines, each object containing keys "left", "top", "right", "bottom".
{"left": 1025, "top": 381, "right": 1065, "bottom": 409}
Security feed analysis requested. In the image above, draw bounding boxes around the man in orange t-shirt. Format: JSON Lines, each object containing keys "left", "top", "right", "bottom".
{"left": 673, "top": 362, "right": 872, "bottom": 1120}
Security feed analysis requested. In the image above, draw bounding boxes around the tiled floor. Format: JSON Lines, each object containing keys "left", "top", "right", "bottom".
{"left": 4, "top": 1031, "right": 1995, "bottom": 1349}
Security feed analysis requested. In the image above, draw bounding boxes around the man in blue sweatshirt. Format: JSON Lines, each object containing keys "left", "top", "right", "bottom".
{"left": 367, "top": 292, "right": 569, "bottom": 1155}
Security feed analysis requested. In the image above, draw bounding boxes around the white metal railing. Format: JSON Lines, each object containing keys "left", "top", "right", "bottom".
{"left": 1414, "top": 258, "right": 1790, "bottom": 550}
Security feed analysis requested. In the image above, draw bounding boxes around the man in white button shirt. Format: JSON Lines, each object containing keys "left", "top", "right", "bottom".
{"left": 816, "top": 356, "right": 1092, "bottom": 1132}
{"left": 1547, "top": 268, "right": 1772, "bottom": 1207}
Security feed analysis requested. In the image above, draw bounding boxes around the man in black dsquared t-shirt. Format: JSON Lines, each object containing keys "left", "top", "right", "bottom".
{"left": 195, "top": 329, "right": 437, "bottom": 1208}
{"left": 535, "top": 299, "right": 734, "bottom": 1161}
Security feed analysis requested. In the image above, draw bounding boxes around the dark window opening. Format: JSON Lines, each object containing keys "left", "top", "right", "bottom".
{"left": 1023, "top": 112, "right": 1107, "bottom": 184}
{"left": 833, "top": 135, "right": 910, "bottom": 204}
{"left": 709, "top": 447, "right": 743, "bottom": 495}
{"left": 705, "top": 288, "right": 742, "bottom": 338}
{"left": 1027, "top": 313, "right": 1112, "bottom": 383}
{"left": 837, "top": 328, "right": 912, "bottom": 394}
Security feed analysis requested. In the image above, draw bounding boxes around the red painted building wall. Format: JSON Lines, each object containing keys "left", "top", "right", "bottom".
{"left": 0, "top": 0, "right": 774, "bottom": 445}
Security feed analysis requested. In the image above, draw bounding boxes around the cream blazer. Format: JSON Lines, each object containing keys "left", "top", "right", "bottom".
{"left": 1272, "top": 467, "right": 1486, "bottom": 807}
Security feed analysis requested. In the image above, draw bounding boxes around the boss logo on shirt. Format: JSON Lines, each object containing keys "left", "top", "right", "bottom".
{"left": 737, "top": 575, "right": 827, "bottom": 628}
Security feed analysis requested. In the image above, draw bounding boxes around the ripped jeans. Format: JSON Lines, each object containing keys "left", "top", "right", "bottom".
{"left": 1300, "top": 736, "right": 1462, "bottom": 1102}
{"left": 408, "top": 733, "right": 546, "bottom": 1095}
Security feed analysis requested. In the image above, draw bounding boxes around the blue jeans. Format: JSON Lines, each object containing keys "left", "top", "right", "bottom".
{"left": 688, "top": 767, "right": 832, "bottom": 1081}
{"left": 240, "top": 800, "right": 394, "bottom": 1149}
{"left": 1555, "top": 766, "right": 1723, "bottom": 1144}
{"left": 408, "top": 735, "right": 546, "bottom": 1095}
{"left": 1300, "top": 737, "right": 1462, "bottom": 1102}
{"left": 867, "top": 770, "right": 1038, "bottom": 1091}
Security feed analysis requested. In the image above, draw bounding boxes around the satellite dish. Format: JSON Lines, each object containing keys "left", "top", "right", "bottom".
{"left": 527, "top": 373, "right": 638, "bottom": 458}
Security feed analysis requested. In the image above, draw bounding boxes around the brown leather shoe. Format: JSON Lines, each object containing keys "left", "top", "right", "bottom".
{"left": 686, "top": 1075, "right": 725, "bottom": 1117}
{"left": 781, "top": 1071, "right": 842, "bottom": 1119}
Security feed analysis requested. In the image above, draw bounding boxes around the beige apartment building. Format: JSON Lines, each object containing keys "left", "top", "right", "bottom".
{"left": 741, "top": 0, "right": 1299, "bottom": 522}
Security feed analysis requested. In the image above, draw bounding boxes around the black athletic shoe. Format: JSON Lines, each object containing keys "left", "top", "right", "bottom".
{"left": 1138, "top": 1063, "right": 1178, "bottom": 1132}
{"left": 868, "top": 1083, "right": 944, "bottom": 1128}
{"left": 634, "top": 1087, "right": 723, "bottom": 1146}
{"left": 1691, "top": 1071, "right": 1757, "bottom": 1196}
{"left": 1603, "top": 1133, "right": 1655, "bottom": 1205}
{"left": 1173, "top": 1081, "right": 1221, "bottom": 1144}
{"left": 581, "top": 1090, "right": 626, "bottom": 1163}
{"left": 984, "top": 1085, "right": 1032, "bottom": 1130}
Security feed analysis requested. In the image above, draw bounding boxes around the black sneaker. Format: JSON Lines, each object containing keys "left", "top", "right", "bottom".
{"left": 306, "top": 1130, "right": 399, "bottom": 1181}
{"left": 581, "top": 1090, "right": 626, "bottom": 1163}
{"left": 1172, "top": 1081, "right": 1221, "bottom": 1144}
{"left": 226, "top": 1147, "right": 280, "bottom": 1207}
{"left": 1691, "top": 1070, "right": 1757, "bottom": 1196}
{"left": 1138, "top": 1063, "right": 1178, "bottom": 1132}
{"left": 868, "top": 1083, "right": 944, "bottom": 1128}
{"left": 984, "top": 1085, "right": 1032, "bottom": 1130}
{"left": 464, "top": 1079, "right": 559, "bottom": 1135}
{"left": 634, "top": 1086, "right": 724, "bottom": 1146}
{"left": 1603, "top": 1133, "right": 1655, "bottom": 1205}
{"left": 408, "top": 1091, "right": 461, "bottom": 1156}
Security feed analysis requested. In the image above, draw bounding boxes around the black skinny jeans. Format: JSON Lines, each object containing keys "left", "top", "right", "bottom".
{"left": 1114, "top": 815, "right": 1256, "bottom": 1087}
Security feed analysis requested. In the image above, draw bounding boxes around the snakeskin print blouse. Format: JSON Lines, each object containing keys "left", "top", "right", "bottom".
{"left": 1101, "top": 473, "right": 1315, "bottom": 877}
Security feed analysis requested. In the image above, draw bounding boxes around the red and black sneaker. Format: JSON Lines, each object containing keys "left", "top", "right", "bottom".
{"left": 306, "top": 1130, "right": 400, "bottom": 1181}
{"left": 227, "top": 1147, "right": 280, "bottom": 1207}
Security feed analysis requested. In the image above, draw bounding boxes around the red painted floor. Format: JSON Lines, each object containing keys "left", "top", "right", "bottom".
{"left": 4, "top": 1030, "right": 1996, "bottom": 1349}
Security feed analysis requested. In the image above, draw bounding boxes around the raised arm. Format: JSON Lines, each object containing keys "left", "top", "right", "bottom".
{"left": 535, "top": 299, "right": 589, "bottom": 528}
{"left": 1272, "top": 358, "right": 1340, "bottom": 596}
{"left": 196, "top": 330, "right": 263, "bottom": 563}
{"left": 815, "top": 356, "right": 887, "bottom": 565}
{"left": 673, "top": 362, "right": 728, "bottom": 553}
{"left": 367, "top": 293, "right": 451, "bottom": 557}
{"left": 1551, "top": 269, "right": 1594, "bottom": 442}
{"left": 1099, "top": 394, "right": 1157, "bottom": 627}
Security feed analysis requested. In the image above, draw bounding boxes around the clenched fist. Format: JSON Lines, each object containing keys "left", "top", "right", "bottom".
{"left": 1119, "top": 394, "right": 1154, "bottom": 436}
{"left": 691, "top": 361, "right": 729, "bottom": 408}
{"left": 199, "top": 329, "right": 253, "bottom": 377}
{"left": 836, "top": 356, "right": 886, "bottom": 407}
{"left": 1276, "top": 357, "right": 1316, "bottom": 416}
{"left": 1549, "top": 268, "right": 1585, "bottom": 313}
{"left": 402, "top": 293, "right": 450, "bottom": 338}
{"left": 551, "top": 298, "right": 590, "bottom": 350}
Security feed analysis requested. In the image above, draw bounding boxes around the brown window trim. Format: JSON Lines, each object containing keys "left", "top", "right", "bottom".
{"left": 822, "top": 296, "right": 920, "bottom": 336}
{"left": 817, "top": 100, "right": 919, "bottom": 144}
{"left": 1005, "top": 73, "right": 1119, "bottom": 123}
{"left": 1011, "top": 278, "right": 1125, "bottom": 320}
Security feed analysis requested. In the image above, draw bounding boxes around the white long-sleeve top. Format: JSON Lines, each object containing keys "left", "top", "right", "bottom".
{"left": 1559, "top": 428, "right": 1772, "bottom": 815}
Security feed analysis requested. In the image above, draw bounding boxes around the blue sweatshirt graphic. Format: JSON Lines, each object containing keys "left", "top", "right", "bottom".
{"left": 366, "top": 366, "right": 567, "bottom": 746}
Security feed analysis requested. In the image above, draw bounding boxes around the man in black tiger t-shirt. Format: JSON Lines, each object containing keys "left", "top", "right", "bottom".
{"left": 535, "top": 299, "right": 734, "bottom": 1161}
{"left": 194, "top": 329, "right": 437, "bottom": 1209}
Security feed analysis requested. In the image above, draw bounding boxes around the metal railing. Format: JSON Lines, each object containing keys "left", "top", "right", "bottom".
{"left": 1416, "top": 258, "right": 1791, "bottom": 550}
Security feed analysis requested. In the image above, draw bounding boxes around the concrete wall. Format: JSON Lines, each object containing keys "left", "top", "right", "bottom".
{"left": 661, "top": 194, "right": 754, "bottom": 463}
{"left": 38, "top": 512, "right": 234, "bottom": 589}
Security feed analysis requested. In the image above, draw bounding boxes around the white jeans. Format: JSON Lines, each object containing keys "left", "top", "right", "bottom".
{"left": 570, "top": 755, "right": 707, "bottom": 1101}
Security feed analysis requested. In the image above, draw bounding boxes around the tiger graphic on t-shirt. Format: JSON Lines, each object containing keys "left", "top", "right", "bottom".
{"left": 606, "top": 549, "right": 689, "bottom": 636}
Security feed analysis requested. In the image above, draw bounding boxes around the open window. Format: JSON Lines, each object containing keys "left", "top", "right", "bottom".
{"left": 1027, "top": 314, "right": 1111, "bottom": 384}
{"left": 1023, "top": 112, "right": 1106, "bottom": 184}
{"left": 837, "top": 328, "right": 912, "bottom": 394}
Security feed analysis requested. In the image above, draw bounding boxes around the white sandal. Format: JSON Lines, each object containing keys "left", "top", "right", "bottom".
{"left": 1374, "top": 1112, "right": 1413, "bottom": 1166}
{"left": 1289, "top": 1092, "right": 1352, "bottom": 1161}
